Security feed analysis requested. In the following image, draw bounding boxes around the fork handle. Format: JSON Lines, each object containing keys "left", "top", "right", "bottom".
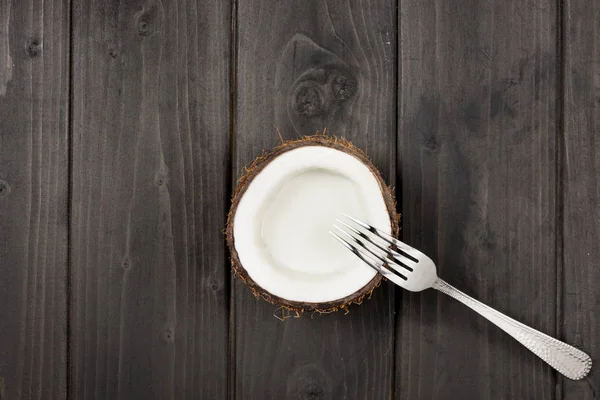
{"left": 432, "top": 278, "right": 592, "bottom": 380}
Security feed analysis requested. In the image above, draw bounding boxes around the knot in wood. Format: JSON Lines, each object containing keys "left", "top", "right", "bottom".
{"left": 0, "top": 179, "right": 10, "bottom": 198}
{"left": 135, "top": 5, "right": 159, "bottom": 38}
{"left": 424, "top": 136, "right": 438, "bottom": 151}
{"left": 108, "top": 46, "right": 118, "bottom": 58}
{"left": 331, "top": 73, "right": 357, "bottom": 101}
{"left": 155, "top": 173, "right": 168, "bottom": 187}
{"left": 209, "top": 277, "right": 220, "bottom": 292}
{"left": 163, "top": 328, "right": 174, "bottom": 342}
{"left": 286, "top": 364, "right": 331, "bottom": 400}
{"left": 137, "top": 19, "right": 152, "bottom": 36}
{"left": 26, "top": 37, "right": 41, "bottom": 58}
{"left": 293, "top": 83, "right": 324, "bottom": 117}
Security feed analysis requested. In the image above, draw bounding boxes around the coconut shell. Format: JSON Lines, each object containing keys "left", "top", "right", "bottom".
{"left": 226, "top": 134, "right": 400, "bottom": 314}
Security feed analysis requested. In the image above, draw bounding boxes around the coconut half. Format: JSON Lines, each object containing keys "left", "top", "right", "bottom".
{"left": 226, "top": 135, "right": 399, "bottom": 312}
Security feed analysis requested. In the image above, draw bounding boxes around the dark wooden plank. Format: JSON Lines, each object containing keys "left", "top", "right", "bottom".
{"left": 234, "top": 1, "right": 397, "bottom": 398}
{"left": 0, "top": 0, "right": 69, "bottom": 399}
{"left": 562, "top": 0, "right": 600, "bottom": 398}
{"left": 397, "top": 1, "right": 558, "bottom": 398}
{"left": 70, "top": 1, "right": 231, "bottom": 398}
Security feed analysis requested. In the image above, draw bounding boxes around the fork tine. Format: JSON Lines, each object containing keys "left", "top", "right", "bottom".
{"left": 336, "top": 219, "right": 413, "bottom": 272}
{"left": 334, "top": 225, "right": 408, "bottom": 281}
{"left": 340, "top": 213, "right": 420, "bottom": 261}
{"left": 329, "top": 231, "right": 386, "bottom": 275}
{"left": 333, "top": 225, "right": 388, "bottom": 266}
{"left": 330, "top": 231, "right": 408, "bottom": 284}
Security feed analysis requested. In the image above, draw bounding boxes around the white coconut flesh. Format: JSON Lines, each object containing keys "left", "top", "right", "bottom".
{"left": 233, "top": 145, "right": 392, "bottom": 304}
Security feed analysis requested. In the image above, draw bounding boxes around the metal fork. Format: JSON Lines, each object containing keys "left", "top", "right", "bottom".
{"left": 331, "top": 214, "right": 592, "bottom": 381}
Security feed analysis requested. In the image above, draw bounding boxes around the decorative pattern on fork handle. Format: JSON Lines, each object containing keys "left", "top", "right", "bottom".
{"left": 433, "top": 278, "right": 592, "bottom": 380}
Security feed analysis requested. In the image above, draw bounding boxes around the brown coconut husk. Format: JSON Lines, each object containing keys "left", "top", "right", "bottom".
{"left": 225, "top": 133, "right": 400, "bottom": 314}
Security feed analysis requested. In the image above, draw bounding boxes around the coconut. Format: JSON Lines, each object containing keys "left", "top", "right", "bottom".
{"left": 226, "top": 135, "right": 399, "bottom": 313}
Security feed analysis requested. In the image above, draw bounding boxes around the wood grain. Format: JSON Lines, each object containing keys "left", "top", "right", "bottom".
{"left": 397, "top": 1, "right": 559, "bottom": 398}
{"left": 562, "top": 0, "right": 600, "bottom": 398}
{"left": 70, "top": 1, "right": 231, "bottom": 398}
{"left": 1, "top": 0, "right": 596, "bottom": 397}
{"left": 0, "top": 0, "right": 69, "bottom": 399}
{"left": 233, "top": 1, "right": 397, "bottom": 398}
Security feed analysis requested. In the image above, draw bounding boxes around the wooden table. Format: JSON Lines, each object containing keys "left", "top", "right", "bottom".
{"left": 0, "top": 0, "right": 598, "bottom": 399}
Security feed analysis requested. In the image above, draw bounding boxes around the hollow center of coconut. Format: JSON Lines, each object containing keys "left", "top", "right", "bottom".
{"left": 234, "top": 145, "right": 392, "bottom": 304}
